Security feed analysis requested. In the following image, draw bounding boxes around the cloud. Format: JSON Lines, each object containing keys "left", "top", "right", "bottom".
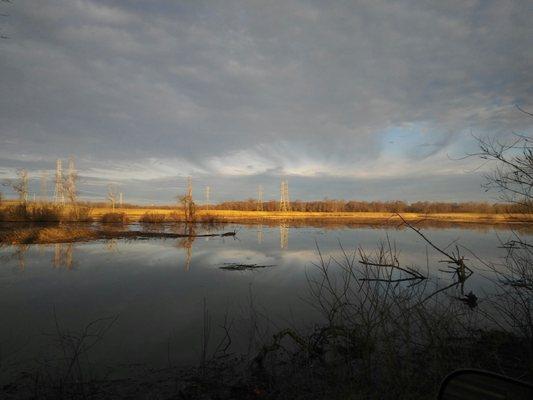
{"left": 0, "top": 0, "right": 531, "bottom": 201}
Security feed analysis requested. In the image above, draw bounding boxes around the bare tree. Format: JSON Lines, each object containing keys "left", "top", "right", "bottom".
{"left": 180, "top": 194, "right": 196, "bottom": 222}
{"left": 470, "top": 107, "right": 533, "bottom": 212}
{"left": 471, "top": 106, "right": 533, "bottom": 358}
{"left": 4, "top": 169, "right": 29, "bottom": 203}
{"left": 179, "top": 177, "right": 196, "bottom": 222}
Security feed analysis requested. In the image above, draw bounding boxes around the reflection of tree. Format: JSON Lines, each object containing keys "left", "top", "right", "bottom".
{"left": 0, "top": 244, "right": 30, "bottom": 270}
{"left": 15, "top": 244, "right": 29, "bottom": 270}
{"left": 105, "top": 239, "right": 118, "bottom": 253}
{"left": 176, "top": 224, "right": 197, "bottom": 271}
{"left": 52, "top": 243, "right": 74, "bottom": 270}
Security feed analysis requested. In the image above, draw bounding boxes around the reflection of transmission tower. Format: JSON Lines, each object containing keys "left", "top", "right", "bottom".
{"left": 257, "top": 185, "right": 263, "bottom": 211}
{"left": 280, "top": 223, "right": 289, "bottom": 249}
{"left": 279, "top": 179, "right": 290, "bottom": 212}
{"left": 257, "top": 224, "right": 263, "bottom": 244}
{"left": 54, "top": 159, "right": 65, "bottom": 204}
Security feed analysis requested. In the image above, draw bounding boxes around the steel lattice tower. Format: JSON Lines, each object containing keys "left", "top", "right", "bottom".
{"left": 205, "top": 185, "right": 210, "bottom": 211}
{"left": 54, "top": 159, "right": 65, "bottom": 204}
{"left": 280, "top": 179, "right": 290, "bottom": 212}
{"left": 257, "top": 185, "right": 263, "bottom": 211}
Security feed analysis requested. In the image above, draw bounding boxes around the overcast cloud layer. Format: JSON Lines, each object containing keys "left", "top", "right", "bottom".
{"left": 0, "top": 0, "right": 532, "bottom": 203}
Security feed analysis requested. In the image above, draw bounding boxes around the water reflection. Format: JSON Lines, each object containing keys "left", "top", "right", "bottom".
{"left": 176, "top": 224, "right": 197, "bottom": 271}
{"left": 0, "top": 223, "right": 531, "bottom": 374}
{"left": 257, "top": 224, "right": 263, "bottom": 244}
{"left": 52, "top": 243, "right": 74, "bottom": 269}
{"left": 280, "top": 223, "right": 289, "bottom": 249}
{"left": 105, "top": 238, "right": 119, "bottom": 253}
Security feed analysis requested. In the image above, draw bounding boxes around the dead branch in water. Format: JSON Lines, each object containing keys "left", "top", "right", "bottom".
{"left": 0, "top": 227, "right": 237, "bottom": 244}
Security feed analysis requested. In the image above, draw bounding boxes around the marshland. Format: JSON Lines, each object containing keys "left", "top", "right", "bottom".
{"left": 2, "top": 0, "right": 532, "bottom": 398}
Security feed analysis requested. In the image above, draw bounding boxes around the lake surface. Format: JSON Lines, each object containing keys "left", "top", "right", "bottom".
{"left": 0, "top": 223, "right": 531, "bottom": 382}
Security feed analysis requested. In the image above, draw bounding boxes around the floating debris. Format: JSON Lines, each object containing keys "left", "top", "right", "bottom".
{"left": 457, "top": 291, "right": 478, "bottom": 309}
{"left": 219, "top": 263, "right": 275, "bottom": 271}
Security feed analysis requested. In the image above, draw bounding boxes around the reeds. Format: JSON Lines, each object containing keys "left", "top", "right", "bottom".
{"left": 139, "top": 211, "right": 166, "bottom": 223}
{"left": 101, "top": 212, "right": 129, "bottom": 224}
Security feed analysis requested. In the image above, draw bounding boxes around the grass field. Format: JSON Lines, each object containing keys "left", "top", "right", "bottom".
{"left": 1, "top": 201, "right": 532, "bottom": 225}
{"left": 89, "top": 207, "right": 533, "bottom": 224}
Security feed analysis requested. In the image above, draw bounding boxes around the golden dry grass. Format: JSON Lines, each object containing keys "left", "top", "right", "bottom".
{"left": 0, "top": 227, "right": 98, "bottom": 244}
{"left": 2, "top": 202, "right": 532, "bottom": 225}
{"left": 89, "top": 208, "right": 533, "bottom": 224}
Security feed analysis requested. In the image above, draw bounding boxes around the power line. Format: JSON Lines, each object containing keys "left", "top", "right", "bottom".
{"left": 257, "top": 185, "right": 263, "bottom": 211}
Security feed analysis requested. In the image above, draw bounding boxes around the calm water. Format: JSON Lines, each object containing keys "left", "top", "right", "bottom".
{"left": 0, "top": 223, "right": 530, "bottom": 380}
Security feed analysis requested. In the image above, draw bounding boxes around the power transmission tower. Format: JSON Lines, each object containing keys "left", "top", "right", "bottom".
{"left": 205, "top": 185, "right": 210, "bottom": 211}
{"left": 257, "top": 185, "right": 263, "bottom": 211}
{"left": 40, "top": 171, "right": 49, "bottom": 202}
{"left": 279, "top": 178, "right": 290, "bottom": 212}
{"left": 65, "top": 156, "right": 77, "bottom": 204}
{"left": 54, "top": 159, "right": 65, "bottom": 204}
{"left": 119, "top": 192, "right": 123, "bottom": 208}
{"left": 107, "top": 184, "right": 118, "bottom": 211}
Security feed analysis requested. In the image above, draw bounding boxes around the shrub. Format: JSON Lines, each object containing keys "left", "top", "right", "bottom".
{"left": 101, "top": 212, "right": 128, "bottom": 224}
{"left": 65, "top": 206, "right": 93, "bottom": 222}
{"left": 1, "top": 203, "right": 62, "bottom": 222}
{"left": 29, "top": 204, "right": 63, "bottom": 222}
{"left": 197, "top": 214, "right": 220, "bottom": 224}
{"left": 167, "top": 211, "right": 184, "bottom": 222}
{"left": 139, "top": 212, "right": 166, "bottom": 223}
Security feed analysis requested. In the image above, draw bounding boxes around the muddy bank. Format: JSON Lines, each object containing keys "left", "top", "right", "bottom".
{"left": 0, "top": 226, "right": 236, "bottom": 245}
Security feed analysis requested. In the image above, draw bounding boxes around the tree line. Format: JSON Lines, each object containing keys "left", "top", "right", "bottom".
{"left": 209, "top": 199, "right": 529, "bottom": 213}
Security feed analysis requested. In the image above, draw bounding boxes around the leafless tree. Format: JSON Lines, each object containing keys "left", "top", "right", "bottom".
{"left": 180, "top": 194, "right": 196, "bottom": 222}
{"left": 469, "top": 106, "right": 533, "bottom": 357}
{"left": 3, "top": 169, "right": 29, "bottom": 203}
{"left": 468, "top": 108, "right": 533, "bottom": 212}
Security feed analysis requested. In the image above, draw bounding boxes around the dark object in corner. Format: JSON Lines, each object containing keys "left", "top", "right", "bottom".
{"left": 438, "top": 369, "right": 533, "bottom": 399}
{"left": 458, "top": 291, "right": 478, "bottom": 309}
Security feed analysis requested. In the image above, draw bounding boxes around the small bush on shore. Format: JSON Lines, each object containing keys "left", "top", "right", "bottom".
{"left": 197, "top": 214, "right": 219, "bottom": 224}
{"left": 101, "top": 212, "right": 128, "bottom": 224}
{"left": 167, "top": 211, "right": 184, "bottom": 222}
{"left": 140, "top": 212, "right": 166, "bottom": 223}
{"left": 30, "top": 204, "right": 63, "bottom": 222}
{"left": 65, "top": 206, "right": 93, "bottom": 222}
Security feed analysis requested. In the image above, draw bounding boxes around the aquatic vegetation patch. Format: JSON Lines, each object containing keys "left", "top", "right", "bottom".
{"left": 219, "top": 263, "right": 276, "bottom": 271}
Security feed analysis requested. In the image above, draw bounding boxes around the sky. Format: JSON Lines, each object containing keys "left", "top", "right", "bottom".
{"left": 0, "top": 0, "right": 532, "bottom": 204}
